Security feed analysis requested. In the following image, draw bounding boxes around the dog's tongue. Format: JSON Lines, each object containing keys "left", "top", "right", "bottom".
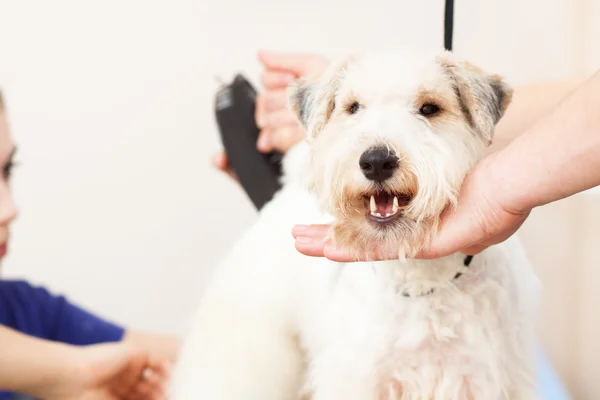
{"left": 370, "top": 193, "right": 399, "bottom": 218}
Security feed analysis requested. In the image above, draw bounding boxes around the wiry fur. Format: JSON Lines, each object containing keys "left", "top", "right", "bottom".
{"left": 169, "top": 49, "right": 540, "bottom": 400}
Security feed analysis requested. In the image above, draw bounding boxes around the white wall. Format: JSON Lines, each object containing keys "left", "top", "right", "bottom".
{"left": 0, "top": 0, "right": 593, "bottom": 339}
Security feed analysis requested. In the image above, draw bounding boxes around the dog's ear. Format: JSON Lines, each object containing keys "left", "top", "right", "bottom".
{"left": 287, "top": 58, "right": 349, "bottom": 140}
{"left": 437, "top": 52, "right": 513, "bottom": 145}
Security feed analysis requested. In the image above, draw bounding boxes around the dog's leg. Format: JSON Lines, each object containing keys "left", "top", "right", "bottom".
{"left": 168, "top": 144, "right": 338, "bottom": 400}
{"left": 168, "top": 226, "right": 305, "bottom": 400}
{"left": 169, "top": 303, "right": 304, "bottom": 400}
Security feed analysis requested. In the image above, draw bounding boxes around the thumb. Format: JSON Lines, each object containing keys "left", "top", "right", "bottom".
{"left": 415, "top": 207, "right": 484, "bottom": 260}
{"left": 258, "top": 50, "right": 322, "bottom": 76}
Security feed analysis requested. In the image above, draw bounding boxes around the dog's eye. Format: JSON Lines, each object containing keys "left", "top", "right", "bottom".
{"left": 346, "top": 102, "right": 362, "bottom": 115}
{"left": 419, "top": 103, "right": 440, "bottom": 116}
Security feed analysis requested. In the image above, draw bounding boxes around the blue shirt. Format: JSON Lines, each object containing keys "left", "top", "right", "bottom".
{"left": 0, "top": 280, "right": 125, "bottom": 399}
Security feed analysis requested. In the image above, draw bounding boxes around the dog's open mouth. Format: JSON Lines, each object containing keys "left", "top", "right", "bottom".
{"left": 363, "top": 191, "right": 413, "bottom": 224}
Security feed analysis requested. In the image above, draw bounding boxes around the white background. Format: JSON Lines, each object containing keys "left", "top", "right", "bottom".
{"left": 0, "top": 0, "right": 596, "bottom": 339}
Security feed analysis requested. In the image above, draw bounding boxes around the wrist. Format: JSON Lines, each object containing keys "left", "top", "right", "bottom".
{"left": 479, "top": 150, "right": 536, "bottom": 215}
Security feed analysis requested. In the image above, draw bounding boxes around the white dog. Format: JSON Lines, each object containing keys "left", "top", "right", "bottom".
{"left": 169, "top": 48, "right": 541, "bottom": 400}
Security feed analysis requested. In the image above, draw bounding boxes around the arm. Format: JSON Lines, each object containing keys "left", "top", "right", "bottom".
{"left": 0, "top": 280, "right": 181, "bottom": 366}
{"left": 488, "top": 78, "right": 584, "bottom": 154}
{"left": 0, "top": 325, "right": 76, "bottom": 397}
{"left": 491, "top": 69, "right": 600, "bottom": 212}
{"left": 0, "top": 325, "right": 169, "bottom": 400}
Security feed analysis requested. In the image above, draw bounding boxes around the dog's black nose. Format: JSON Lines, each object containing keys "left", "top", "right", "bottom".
{"left": 359, "top": 147, "right": 399, "bottom": 182}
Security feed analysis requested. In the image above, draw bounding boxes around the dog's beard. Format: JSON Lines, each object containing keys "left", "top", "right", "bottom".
{"left": 331, "top": 213, "right": 436, "bottom": 261}
{"left": 322, "top": 170, "right": 442, "bottom": 261}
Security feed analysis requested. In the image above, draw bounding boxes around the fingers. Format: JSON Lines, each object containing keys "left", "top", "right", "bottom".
{"left": 293, "top": 231, "right": 391, "bottom": 263}
{"left": 127, "top": 359, "right": 171, "bottom": 400}
{"left": 292, "top": 224, "right": 420, "bottom": 263}
{"left": 291, "top": 224, "right": 330, "bottom": 238}
{"left": 255, "top": 85, "right": 289, "bottom": 127}
{"left": 211, "top": 151, "right": 238, "bottom": 182}
{"left": 258, "top": 50, "right": 325, "bottom": 76}
{"left": 128, "top": 371, "right": 164, "bottom": 400}
{"left": 257, "top": 126, "right": 304, "bottom": 153}
{"left": 257, "top": 89, "right": 289, "bottom": 112}
{"left": 261, "top": 71, "right": 295, "bottom": 90}
{"left": 292, "top": 224, "right": 330, "bottom": 258}
{"left": 257, "top": 108, "right": 298, "bottom": 129}
{"left": 292, "top": 224, "right": 361, "bottom": 262}
{"left": 255, "top": 52, "right": 324, "bottom": 156}
{"left": 129, "top": 369, "right": 166, "bottom": 400}
{"left": 267, "top": 126, "right": 304, "bottom": 152}
{"left": 255, "top": 88, "right": 305, "bottom": 153}
{"left": 112, "top": 345, "right": 149, "bottom": 399}
{"left": 211, "top": 151, "right": 228, "bottom": 171}
{"left": 257, "top": 129, "right": 273, "bottom": 152}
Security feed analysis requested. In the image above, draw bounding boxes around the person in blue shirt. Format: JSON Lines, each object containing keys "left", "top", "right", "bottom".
{"left": 0, "top": 92, "right": 179, "bottom": 399}
{"left": 213, "top": 51, "right": 576, "bottom": 400}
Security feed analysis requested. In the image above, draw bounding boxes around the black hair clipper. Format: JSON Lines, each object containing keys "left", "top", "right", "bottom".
{"left": 214, "top": 74, "right": 284, "bottom": 210}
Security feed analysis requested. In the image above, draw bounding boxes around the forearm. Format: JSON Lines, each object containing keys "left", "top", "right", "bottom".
{"left": 491, "top": 69, "right": 600, "bottom": 211}
{"left": 487, "top": 77, "right": 584, "bottom": 154}
{"left": 0, "top": 325, "right": 74, "bottom": 397}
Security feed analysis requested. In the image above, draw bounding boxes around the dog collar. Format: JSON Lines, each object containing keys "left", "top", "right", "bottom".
{"left": 401, "top": 254, "right": 474, "bottom": 298}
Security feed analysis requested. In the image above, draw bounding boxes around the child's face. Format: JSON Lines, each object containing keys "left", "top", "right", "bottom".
{"left": 0, "top": 112, "right": 19, "bottom": 260}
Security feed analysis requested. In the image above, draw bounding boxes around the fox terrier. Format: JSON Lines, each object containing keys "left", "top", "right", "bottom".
{"left": 169, "top": 48, "right": 541, "bottom": 400}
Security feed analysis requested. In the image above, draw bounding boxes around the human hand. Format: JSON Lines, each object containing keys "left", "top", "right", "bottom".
{"left": 254, "top": 50, "right": 329, "bottom": 153}
{"left": 211, "top": 151, "right": 237, "bottom": 182}
{"left": 44, "top": 342, "right": 170, "bottom": 400}
{"left": 292, "top": 154, "right": 531, "bottom": 262}
{"left": 211, "top": 51, "right": 329, "bottom": 181}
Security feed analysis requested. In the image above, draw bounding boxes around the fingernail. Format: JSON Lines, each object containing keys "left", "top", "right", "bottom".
{"left": 292, "top": 224, "right": 308, "bottom": 236}
{"left": 142, "top": 368, "right": 154, "bottom": 380}
{"left": 295, "top": 236, "right": 313, "bottom": 244}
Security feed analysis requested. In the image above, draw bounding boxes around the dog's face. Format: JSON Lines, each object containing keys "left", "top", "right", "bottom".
{"left": 288, "top": 49, "right": 512, "bottom": 259}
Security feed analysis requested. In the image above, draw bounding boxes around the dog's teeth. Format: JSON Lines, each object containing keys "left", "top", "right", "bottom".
{"left": 370, "top": 195, "right": 376, "bottom": 213}
{"left": 393, "top": 196, "right": 399, "bottom": 213}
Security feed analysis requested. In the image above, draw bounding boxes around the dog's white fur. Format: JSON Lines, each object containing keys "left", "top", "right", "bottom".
{"left": 169, "top": 49, "right": 541, "bottom": 399}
